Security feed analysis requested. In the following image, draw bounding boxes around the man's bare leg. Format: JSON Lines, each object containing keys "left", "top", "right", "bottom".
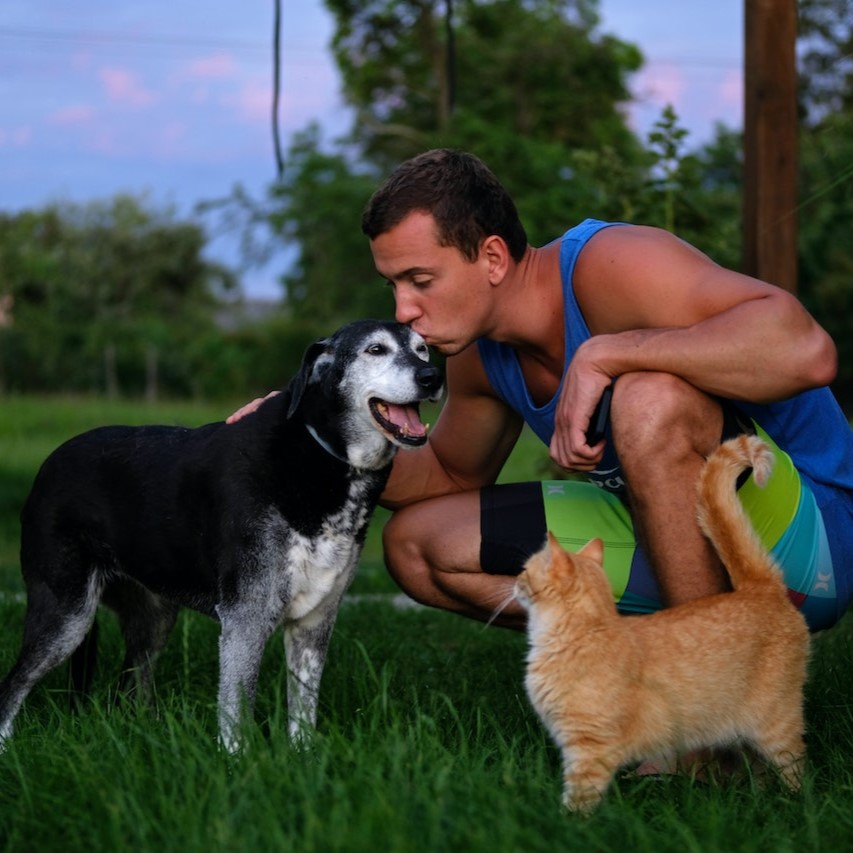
{"left": 611, "top": 371, "right": 728, "bottom": 605}
{"left": 611, "top": 371, "right": 731, "bottom": 778}
{"left": 382, "top": 490, "right": 526, "bottom": 630}
{"left": 383, "top": 375, "right": 728, "bottom": 629}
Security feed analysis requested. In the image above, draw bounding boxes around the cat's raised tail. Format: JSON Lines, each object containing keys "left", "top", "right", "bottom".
{"left": 697, "top": 434, "right": 786, "bottom": 594}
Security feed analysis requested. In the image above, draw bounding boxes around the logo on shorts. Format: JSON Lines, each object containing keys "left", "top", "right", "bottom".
{"left": 812, "top": 571, "right": 834, "bottom": 594}
{"left": 589, "top": 465, "right": 625, "bottom": 493}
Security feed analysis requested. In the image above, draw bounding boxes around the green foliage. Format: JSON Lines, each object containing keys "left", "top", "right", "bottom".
{"left": 194, "top": 312, "right": 337, "bottom": 400}
{"left": 326, "top": 0, "right": 644, "bottom": 169}
{"left": 269, "top": 127, "right": 397, "bottom": 322}
{"left": 0, "top": 197, "right": 236, "bottom": 398}
{"left": 793, "top": 1, "right": 853, "bottom": 405}
{"left": 797, "top": 111, "right": 853, "bottom": 406}
{"left": 798, "top": 0, "right": 853, "bottom": 125}
{"left": 237, "top": 0, "right": 746, "bottom": 330}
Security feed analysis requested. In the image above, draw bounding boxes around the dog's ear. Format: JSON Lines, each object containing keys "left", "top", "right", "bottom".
{"left": 286, "top": 337, "right": 332, "bottom": 418}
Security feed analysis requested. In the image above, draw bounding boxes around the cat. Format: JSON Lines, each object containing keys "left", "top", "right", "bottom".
{"left": 514, "top": 434, "right": 810, "bottom": 814}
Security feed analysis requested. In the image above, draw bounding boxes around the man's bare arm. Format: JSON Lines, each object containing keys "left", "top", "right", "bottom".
{"left": 550, "top": 226, "right": 837, "bottom": 470}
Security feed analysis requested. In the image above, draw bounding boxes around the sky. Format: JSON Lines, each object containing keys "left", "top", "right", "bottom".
{"left": 1, "top": 1, "right": 743, "bottom": 300}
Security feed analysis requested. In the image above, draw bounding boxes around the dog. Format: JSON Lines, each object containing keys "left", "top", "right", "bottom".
{"left": 0, "top": 320, "right": 443, "bottom": 751}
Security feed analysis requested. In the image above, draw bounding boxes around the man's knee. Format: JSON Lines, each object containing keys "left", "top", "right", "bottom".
{"left": 382, "top": 507, "right": 428, "bottom": 595}
{"left": 382, "top": 493, "right": 486, "bottom": 609}
{"left": 611, "top": 372, "right": 723, "bottom": 462}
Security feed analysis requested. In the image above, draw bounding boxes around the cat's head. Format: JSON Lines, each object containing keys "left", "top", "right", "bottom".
{"left": 515, "top": 531, "right": 610, "bottom": 613}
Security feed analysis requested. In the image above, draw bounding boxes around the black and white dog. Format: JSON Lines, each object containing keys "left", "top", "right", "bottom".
{"left": 0, "top": 320, "right": 443, "bottom": 750}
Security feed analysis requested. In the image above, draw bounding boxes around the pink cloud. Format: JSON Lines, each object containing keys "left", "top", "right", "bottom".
{"left": 222, "top": 80, "right": 271, "bottom": 123}
{"left": 0, "top": 127, "right": 32, "bottom": 148}
{"left": 153, "top": 122, "right": 189, "bottom": 156}
{"left": 51, "top": 105, "right": 97, "bottom": 126}
{"left": 98, "top": 67, "right": 156, "bottom": 107}
{"left": 640, "top": 64, "right": 686, "bottom": 108}
{"left": 71, "top": 50, "right": 94, "bottom": 72}
{"left": 186, "top": 53, "right": 237, "bottom": 79}
{"left": 89, "top": 127, "right": 120, "bottom": 156}
{"left": 717, "top": 69, "right": 743, "bottom": 111}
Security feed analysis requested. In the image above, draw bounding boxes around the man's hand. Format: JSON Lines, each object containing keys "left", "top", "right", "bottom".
{"left": 226, "top": 391, "right": 280, "bottom": 424}
{"left": 549, "top": 344, "right": 613, "bottom": 471}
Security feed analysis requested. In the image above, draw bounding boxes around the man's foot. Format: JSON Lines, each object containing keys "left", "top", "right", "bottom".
{"left": 629, "top": 748, "right": 751, "bottom": 784}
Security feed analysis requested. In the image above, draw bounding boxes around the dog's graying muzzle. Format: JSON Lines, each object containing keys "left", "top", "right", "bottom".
{"left": 417, "top": 365, "right": 443, "bottom": 394}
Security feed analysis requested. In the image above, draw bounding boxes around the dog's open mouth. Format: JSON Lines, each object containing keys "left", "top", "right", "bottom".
{"left": 370, "top": 399, "right": 429, "bottom": 446}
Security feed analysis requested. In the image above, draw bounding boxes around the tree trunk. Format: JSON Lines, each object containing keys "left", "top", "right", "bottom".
{"left": 146, "top": 345, "right": 159, "bottom": 404}
{"left": 105, "top": 344, "right": 119, "bottom": 399}
{"left": 742, "top": 0, "right": 798, "bottom": 293}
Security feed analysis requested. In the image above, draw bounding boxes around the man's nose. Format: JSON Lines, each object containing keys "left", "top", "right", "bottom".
{"left": 394, "top": 292, "right": 421, "bottom": 325}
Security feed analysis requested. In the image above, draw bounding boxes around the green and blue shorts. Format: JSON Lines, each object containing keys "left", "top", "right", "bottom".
{"left": 480, "top": 426, "right": 851, "bottom": 632}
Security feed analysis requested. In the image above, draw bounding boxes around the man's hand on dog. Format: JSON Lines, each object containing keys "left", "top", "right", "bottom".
{"left": 226, "top": 391, "right": 281, "bottom": 424}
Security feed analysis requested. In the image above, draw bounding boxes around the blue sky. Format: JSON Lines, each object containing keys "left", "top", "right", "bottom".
{"left": 1, "top": 1, "right": 743, "bottom": 299}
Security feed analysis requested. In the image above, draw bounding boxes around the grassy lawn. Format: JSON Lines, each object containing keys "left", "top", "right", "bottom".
{"left": 0, "top": 395, "right": 851, "bottom": 852}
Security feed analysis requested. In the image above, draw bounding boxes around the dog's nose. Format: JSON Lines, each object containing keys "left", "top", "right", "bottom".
{"left": 416, "top": 365, "right": 443, "bottom": 392}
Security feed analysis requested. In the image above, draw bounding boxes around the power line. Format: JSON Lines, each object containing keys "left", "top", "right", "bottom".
{"left": 0, "top": 25, "right": 740, "bottom": 70}
{"left": 0, "top": 25, "right": 322, "bottom": 57}
{"left": 644, "top": 56, "right": 741, "bottom": 70}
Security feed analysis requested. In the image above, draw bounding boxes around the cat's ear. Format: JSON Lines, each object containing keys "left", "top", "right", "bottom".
{"left": 578, "top": 538, "right": 604, "bottom": 563}
{"left": 546, "top": 531, "right": 561, "bottom": 553}
{"left": 545, "top": 532, "right": 576, "bottom": 577}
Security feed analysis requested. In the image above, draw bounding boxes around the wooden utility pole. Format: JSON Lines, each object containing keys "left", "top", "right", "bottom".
{"left": 742, "top": 0, "right": 799, "bottom": 293}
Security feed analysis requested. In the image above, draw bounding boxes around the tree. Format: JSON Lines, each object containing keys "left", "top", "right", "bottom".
{"left": 0, "top": 196, "right": 236, "bottom": 396}
{"left": 269, "top": 128, "right": 394, "bottom": 322}
{"left": 798, "top": 0, "right": 853, "bottom": 125}
{"left": 326, "top": 0, "right": 643, "bottom": 170}
{"left": 795, "top": 0, "right": 853, "bottom": 405}
{"left": 229, "top": 0, "right": 647, "bottom": 313}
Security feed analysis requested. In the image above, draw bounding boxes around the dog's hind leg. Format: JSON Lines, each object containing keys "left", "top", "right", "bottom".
{"left": 68, "top": 619, "right": 100, "bottom": 706}
{"left": 101, "top": 578, "right": 180, "bottom": 703}
{"left": 0, "top": 573, "right": 102, "bottom": 746}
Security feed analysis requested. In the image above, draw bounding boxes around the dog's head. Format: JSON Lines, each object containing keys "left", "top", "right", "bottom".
{"left": 287, "top": 320, "right": 443, "bottom": 469}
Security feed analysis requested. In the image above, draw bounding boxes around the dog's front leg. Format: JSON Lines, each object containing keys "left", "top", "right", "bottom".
{"left": 216, "top": 609, "right": 275, "bottom": 753}
{"left": 283, "top": 604, "right": 340, "bottom": 745}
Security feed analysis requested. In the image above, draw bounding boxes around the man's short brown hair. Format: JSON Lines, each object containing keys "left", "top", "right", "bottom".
{"left": 362, "top": 149, "right": 528, "bottom": 263}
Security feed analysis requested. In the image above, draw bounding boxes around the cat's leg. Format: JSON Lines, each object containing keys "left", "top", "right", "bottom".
{"left": 561, "top": 749, "right": 619, "bottom": 815}
{"left": 751, "top": 730, "right": 806, "bottom": 791}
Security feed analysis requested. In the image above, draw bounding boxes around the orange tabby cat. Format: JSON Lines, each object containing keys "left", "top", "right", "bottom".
{"left": 515, "top": 434, "right": 810, "bottom": 814}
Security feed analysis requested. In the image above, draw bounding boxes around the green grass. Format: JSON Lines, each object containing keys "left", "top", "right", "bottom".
{"left": 0, "top": 395, "right": 852, "bottom": 852}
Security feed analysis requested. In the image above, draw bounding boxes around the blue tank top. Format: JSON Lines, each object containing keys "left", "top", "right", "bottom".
{"left": 477, "top": 218, "right": 853, "bottom": 502}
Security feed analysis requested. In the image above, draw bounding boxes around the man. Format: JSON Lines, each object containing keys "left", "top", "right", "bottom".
{"left": 363, "top": 148, "right": 853, "bottom": 633}
{"left": 233, "top": 149, "right": 853, "bottom": 634}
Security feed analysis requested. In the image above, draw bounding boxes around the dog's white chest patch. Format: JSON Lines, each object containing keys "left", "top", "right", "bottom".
{"left": 284, "top": 530, "right": 359, "bottom": 620}
{"left": 261, "top": 480, "right": 374, "bottom": 622}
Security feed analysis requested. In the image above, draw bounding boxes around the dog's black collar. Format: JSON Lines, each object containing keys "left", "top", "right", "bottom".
{"left": 305, "top": 424, "right": 350, "bottom": 465}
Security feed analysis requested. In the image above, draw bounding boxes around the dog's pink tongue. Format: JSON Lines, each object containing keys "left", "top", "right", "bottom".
{"left": 385, "top": 403, "right": 427, "bottom": 436}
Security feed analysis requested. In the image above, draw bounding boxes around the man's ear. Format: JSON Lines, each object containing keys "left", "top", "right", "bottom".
{"left": 481, "top": 234, "right": 511, "bottom": 285}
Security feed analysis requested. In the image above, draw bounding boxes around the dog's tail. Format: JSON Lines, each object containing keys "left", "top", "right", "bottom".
{"left": 696, "top": 434, "right": 786, "bottom": 595}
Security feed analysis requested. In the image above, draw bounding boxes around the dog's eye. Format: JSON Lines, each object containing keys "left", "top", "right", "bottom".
{"left": 366, "top": 343, "right": 387, "bottom": 356}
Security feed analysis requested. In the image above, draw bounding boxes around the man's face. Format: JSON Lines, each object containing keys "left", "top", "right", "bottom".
{"left": 369, "top": 211, "right": 495, "bottom": 356}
